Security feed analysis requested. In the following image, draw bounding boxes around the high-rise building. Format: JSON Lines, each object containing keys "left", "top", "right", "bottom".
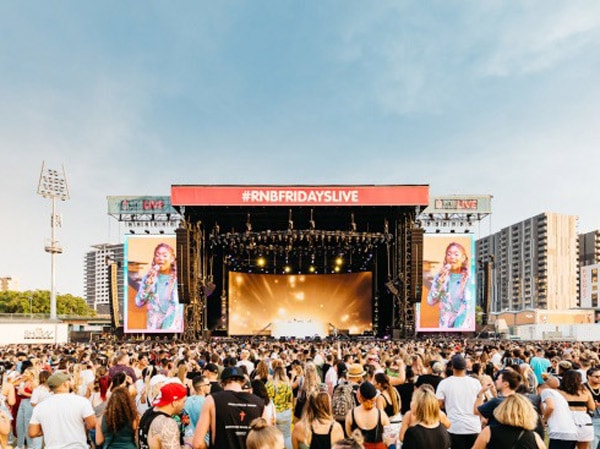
{"left": 476, "top": 212, "right": 578, "bottom": 313}
{"left": 579, "top": 230, "right": 600, "bottom": 267}
{"left": 84, "top": 243, "right": 124, "bottom": 315}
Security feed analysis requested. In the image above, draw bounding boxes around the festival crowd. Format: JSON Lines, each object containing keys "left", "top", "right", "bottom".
{"left": 1, "top": 337, "right": 600, "bottom": 449}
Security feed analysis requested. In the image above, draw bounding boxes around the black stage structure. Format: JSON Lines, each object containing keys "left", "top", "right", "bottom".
{"left": 171, "top": 185, "right": 429, "bottom": 340}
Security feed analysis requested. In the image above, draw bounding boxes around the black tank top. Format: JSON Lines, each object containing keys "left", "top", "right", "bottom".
{"left": 350, "top": 409, "right": 383, "bottom": 443}
{"left": 210, "top": 390, "right": 264, "bottom": 449}
{"left": 487, "top": 424, "right": 538, "bottom": 449}
{"left": 309, "top": 422, "right": 334, "bottom": 449}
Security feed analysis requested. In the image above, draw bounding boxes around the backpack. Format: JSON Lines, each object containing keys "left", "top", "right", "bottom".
{"left": 332, "top": 382, "right": 355, "bottom": 421}
{"left": 138, "top": 408, "right": 171, "bottom": 449}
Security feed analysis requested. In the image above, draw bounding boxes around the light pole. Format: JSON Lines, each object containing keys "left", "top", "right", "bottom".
{"left": 29, "top": 295, "right": 33, "bottom": 318}
{"left": 37, "top": 162, "right": 70, "bottom": 321}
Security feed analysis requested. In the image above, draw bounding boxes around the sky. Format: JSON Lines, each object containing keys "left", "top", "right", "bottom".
{"left": 1, "top": 1, "right": 600, "bottom": 297}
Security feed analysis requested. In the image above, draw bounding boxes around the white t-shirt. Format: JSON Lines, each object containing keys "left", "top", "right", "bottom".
{"left": 30, "top": 392, "right": 95, "bottom": 449}
{"left": 30, "top": 385, "right": 51, "bottom": 406}
{"left": 540, "top": 388, "right": 578, "bottom": 440}
{"left": 436, "top": 375, "right": 481, "bottom": 434}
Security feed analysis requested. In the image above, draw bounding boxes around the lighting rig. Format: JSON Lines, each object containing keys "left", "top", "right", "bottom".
{"left": 209, "top": 228, "right": 393, "bottom": 274}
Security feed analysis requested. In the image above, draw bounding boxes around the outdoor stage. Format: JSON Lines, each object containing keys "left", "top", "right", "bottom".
{"left": 170, "top": 185, "right": 428, "bottom": 339}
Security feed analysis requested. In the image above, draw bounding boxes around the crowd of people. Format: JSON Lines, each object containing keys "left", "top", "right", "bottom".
{"left": 1, "top": 336, "right": 600, "bottom": 449}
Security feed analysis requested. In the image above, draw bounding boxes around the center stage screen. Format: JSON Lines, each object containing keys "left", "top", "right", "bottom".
{"left": 228, "top": 272, "right": 372, "bottom": 337}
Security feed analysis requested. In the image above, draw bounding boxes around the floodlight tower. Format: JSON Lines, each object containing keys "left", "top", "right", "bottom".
{"left": 37, "top": 162, "right": 70, "bottom": 321}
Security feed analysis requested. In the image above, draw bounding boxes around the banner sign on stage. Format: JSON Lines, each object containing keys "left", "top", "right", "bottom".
{"left": 171, "top": 185, "right": 429, "bottom": 207}
{"left": 421, "top": 195, "right": 492, "bottom": 215}
{"left": 107, "top": 196, "right": 178, "bottom": 215}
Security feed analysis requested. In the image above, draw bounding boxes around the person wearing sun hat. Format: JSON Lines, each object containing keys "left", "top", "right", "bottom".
{"left": 28, "top": 372, "right": 96, "bottom": 449}
{"left": 192, "top": 366, "right": 266, "bottom": 449}
{"left": 138, "top": 382, "right": 188, "bottom": 449}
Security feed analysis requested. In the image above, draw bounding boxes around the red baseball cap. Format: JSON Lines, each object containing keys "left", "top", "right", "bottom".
{"left": 153, "top": 383, "right": 188, "bottom": 407}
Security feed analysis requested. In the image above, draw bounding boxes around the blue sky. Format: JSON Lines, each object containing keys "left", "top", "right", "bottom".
{"left": 1, "top": 1, "right": 599, "bottom": 296}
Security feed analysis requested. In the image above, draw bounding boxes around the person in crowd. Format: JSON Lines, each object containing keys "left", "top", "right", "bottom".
{"left": 373, "top": 373, "right": 401, "bottom": 423}
{"left": 475, "top": 368, "right": 522, "bottom": 426}
{"left": 345, "top": 382, "right": 390, "bottom": 449}
{"left": 401, "top": 384, "right": 450, "bottom": 449}
{"left": 295, "top": 362, "right": 321, "bottom": 421}
{"left": 237, "top": 350, "right": 255, "bottom": 376}
{"left": 202, "top": 363, "right": 223, "bottom": 395}
{"left": 395, "top": 365, "right": 415, "bottom": 416}
{"left": 540, "top": 375, "right": 578, "bottom": 449}
{"left": 559, "top": 370, "right": 595, "bottom": 449}
{"left": 184, "top": 376, "right": 211, "bottom": 440}
{"left": 435, "top": 354, "right": 481, "bottom": 449}
{"left": 246, "top": 418, "right": 284, "bottom": 449}
{"left": 28, "top": 372, "right": 96, "bottom": 449}
{"left": 193, "top": 366, "right": 266, "bottom": 449}
{"left": 108, "top": 352, "right": 138, "bottom": 384}
{"left": 426, "top": 242, "right": 473, "bottom": 329}
{"left": 252, "top": 380, "right": 276, "bottom": 426}
{"left": 584, "top": 367, "right": 600, "bottom": 449}
{"left": 415, "top": 361, "right": 444, "bottom": 392}
{"left": 138, "top": 382, "right": 187, "bottom": 449}
{"left": 400, "top": 384, "right": 450, "bottom": 442}
{"left": 30, "top": 371, "right": 50, "bottom": 408}
{"left": 135, "top": 242, "right": 183, "bottom": 331}
{"left": 472, "top": 393, "right": 546, "bottom": 449}
{"left": 15, "top": 367, "right": 38, "bottom": 449}
{"left": 530, "top": 348, "right": 551, "bottom": 386}
{"left": 95, "top": 387, "right": 138, "bottom": 449}
{"left": 252, "top": 361, "right": 270, "bottom": 384}
{"left": 266, "top": 362, "right": 294, "bottom": 449}
{"left": 292, "top": 389, "right": 344, "bottom": 449}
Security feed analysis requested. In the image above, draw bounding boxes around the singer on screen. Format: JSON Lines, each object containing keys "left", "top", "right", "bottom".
{"left": 426, "top": 242, "right": 473, "bottom": 329}
{"left": 135, "top": 243, "right": 183, "bottom": 331}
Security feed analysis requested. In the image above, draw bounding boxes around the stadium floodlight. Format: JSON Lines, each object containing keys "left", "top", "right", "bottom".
{"left": 37, "top": 162, "right": 70, "bottom": 321}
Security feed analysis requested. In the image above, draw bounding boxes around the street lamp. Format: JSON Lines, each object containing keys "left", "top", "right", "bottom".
{"left": 37, "top": 162, "right": 70, "bottom": 321}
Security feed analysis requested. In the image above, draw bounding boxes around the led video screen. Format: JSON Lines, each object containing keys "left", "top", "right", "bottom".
{"left": 228, "top": 272, "right": 372, "bottom": 337}
{"left": 417, "top": 234, "right": 476, "bottom": 332}
{"left": 124, "top": 235, "right": 184, "bottom": 333}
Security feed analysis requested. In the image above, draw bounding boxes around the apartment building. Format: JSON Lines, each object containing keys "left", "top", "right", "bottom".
{"left": 476, "top": 212, "right": 578, "bottom": 313}
{"left": 83, "top": 243, "right": 124, "bottom": 315}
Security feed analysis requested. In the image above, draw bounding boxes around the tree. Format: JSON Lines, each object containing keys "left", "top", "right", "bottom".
{"left": 0, "top": 290, "right": 96, "bottom": 317}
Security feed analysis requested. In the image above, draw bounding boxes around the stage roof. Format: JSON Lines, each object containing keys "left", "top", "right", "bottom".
{"left": 171, "top": 185, "right": 429, "bottom": 233}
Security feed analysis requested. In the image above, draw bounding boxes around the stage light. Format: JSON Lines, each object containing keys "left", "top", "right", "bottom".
{"left": 308, "top": 265, "right": 316, "bottom": 273}
{"left": 144, "top": 229, "right": 150, "bottom": 234}
{"left": 334, "top": 266, "right": 341, "bottom": 273}
{"left": 129, "top": 230, "right": 135, "bottom": 234}
{"left": 335, "top": 256, "right": 343, "bottom": 266}
{"left": 257, "top": 257, "right": 266, "bottom": 267}
{"left": 283, "top": 265, "right": 292, "bottom": 274}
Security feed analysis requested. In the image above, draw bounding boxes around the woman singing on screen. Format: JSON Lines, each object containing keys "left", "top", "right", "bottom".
{"left": 426, "top": 242, "right": 473, "bottom": 329}
{"left": 135, "top": 243, "right": 183, "bottom": 331}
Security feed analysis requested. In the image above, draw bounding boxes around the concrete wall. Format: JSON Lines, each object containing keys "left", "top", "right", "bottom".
{"left": 513, "top": 323, "right": 600, "bottom": 341}
{"left": 0, "top": 321, "right": 69, "bottom": 345}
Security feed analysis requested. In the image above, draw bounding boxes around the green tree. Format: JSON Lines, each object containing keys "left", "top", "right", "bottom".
{"left": 0, "top": 290, "right": 96, "bottom": 317}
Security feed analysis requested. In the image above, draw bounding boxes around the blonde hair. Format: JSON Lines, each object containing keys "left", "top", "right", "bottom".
{"left": 493, "top": 394, "right": 538, "bottom": 430}
{"left": 246, "top": 417, "right": 283, "bottom": 449}
{"left": 332, "top": 429, "right": 364, "bottom": 449}
{"left": 300, "top": 392, "right": 334, "bottom": 446}
{"left": 412, "top": 385, "right": 440, "bottom": 425}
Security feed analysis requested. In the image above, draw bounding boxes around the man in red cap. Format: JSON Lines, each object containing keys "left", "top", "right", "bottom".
{"left": 138, "top": 382, "right": 188, "bottom": 449}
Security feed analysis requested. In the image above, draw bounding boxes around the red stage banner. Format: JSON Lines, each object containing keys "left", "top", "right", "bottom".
{"left": 171, "top": 185, "right": 429, "bottom": 207}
